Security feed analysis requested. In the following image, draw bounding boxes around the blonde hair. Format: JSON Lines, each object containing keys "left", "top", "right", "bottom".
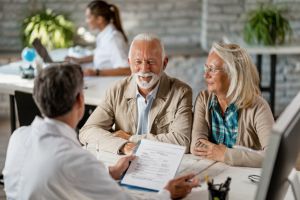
{"left": 211, "top": 42, "right": 260, "bottom": 109}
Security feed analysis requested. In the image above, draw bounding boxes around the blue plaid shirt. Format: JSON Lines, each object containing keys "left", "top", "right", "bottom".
{"left": 209, "top": 95, "right": 238, "bottom": 148}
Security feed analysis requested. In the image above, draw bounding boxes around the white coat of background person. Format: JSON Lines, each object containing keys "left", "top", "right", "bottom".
{"left": 65, "top": 0, "right": 131, "bottom": 77}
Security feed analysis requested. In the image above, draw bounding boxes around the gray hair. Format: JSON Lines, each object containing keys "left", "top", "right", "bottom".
{"left": 33, "top": 63, "right": 83, "bottom": 118}
{"left": 211, "top": 42, "right": 260, "bottom": 109}
{"left": 128, "top": 33, "right": 166, "bottom": 59}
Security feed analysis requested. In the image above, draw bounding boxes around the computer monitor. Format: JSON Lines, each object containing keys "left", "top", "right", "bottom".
{"left": 256, "top": 92, "right": 300, "bottom": 200}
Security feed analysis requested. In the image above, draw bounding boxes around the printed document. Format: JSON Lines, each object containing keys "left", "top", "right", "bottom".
{"left": 121, "top": 139, "right": 186, "bottom": 191}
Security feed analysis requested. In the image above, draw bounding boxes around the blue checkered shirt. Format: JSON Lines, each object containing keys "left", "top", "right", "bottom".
{"left": 209, "top": 95, "right": 238, "bottom": 148}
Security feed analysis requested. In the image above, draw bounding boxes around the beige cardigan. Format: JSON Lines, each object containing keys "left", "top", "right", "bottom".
{"left": 191, "top": 90, "right": 274, "bottom": 167}
{"left": 79, "top": 73, "right": 193, "bottom": 154}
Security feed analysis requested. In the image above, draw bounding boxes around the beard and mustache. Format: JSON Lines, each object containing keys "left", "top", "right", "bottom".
{"left": 134, "top": 71, "right": 162, "bottom": 90}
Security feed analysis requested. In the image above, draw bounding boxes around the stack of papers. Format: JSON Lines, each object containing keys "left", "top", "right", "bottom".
{"left": 121, "top": 139, "right": 186, "bottom": 191}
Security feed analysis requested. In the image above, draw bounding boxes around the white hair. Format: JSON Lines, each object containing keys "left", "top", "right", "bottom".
{"left": 211, "top": 42, "right": 260, "bottom": 109}
{"left": 128, "top": 33, "right": 166, "bottom": 59}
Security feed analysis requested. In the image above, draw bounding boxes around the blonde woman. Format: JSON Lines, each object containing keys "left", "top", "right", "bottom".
{"left": 191, "top": 42, "right": 274, "bottom": 167}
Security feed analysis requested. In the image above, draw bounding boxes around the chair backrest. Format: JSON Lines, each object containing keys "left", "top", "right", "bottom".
{"left": 14, "top": 91, "right": 41, "bottom": 126}
{"left": 14, "top": 90, "right": 96, "bottom": 131}
{"left": 77, "top": 105, "right": 96, "bottom": 130}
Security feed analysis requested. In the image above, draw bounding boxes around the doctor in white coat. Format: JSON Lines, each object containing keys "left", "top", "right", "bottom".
{"left": 66, "top": 0, "right": 131, "bottom": 76}
{"left": 3, "top": 63, "right": 199, "bottom": 200}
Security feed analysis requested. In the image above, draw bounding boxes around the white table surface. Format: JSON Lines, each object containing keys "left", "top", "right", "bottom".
{"left": 223, "top": 36, "right": 300, "bottom": 55}
{"left": 0, "top": 48, "right": 125, "bottom": 106}
{"left": 84, "top": 146, "right": 299, "bottom": 200}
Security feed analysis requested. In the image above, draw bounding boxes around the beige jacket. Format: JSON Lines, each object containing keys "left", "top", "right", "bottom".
{"left": 79, "top": 73, "right": 193, "bottom": 153}
{"left": 191, "top": 90, "right": 274, "bottom": 167}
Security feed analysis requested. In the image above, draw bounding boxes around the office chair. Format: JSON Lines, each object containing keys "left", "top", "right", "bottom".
{"left": 77, "top": 105, "right": 96, "bottom": 130}
{"left": 14, "top": 91, "right": 41, "bottom": 126}
{"left": 0, "top": 174, "right": 3, "bottom": 185}
{"left": 14, "top": 91, "right": 96, "bottom": 129}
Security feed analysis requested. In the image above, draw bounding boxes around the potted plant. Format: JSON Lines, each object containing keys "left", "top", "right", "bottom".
{"left": 22, "top": 9, "right": 75, "bottom": 49}
{"left": 243, "top": 4, "right": 292, "bottom": 46}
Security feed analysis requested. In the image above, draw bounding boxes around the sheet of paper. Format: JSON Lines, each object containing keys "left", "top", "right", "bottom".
{"left": 83, "top": 144, "right": 121, "bottom": 167}
{"left": 121, "top": 139, "right": 186, "bottom": 191}
{"left": 177, "top": 154, "right": 216, "bottom": 176}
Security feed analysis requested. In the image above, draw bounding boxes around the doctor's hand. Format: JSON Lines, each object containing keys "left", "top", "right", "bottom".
{"left": 120, "top": 142, "right": 136, "bottom": 155}
{"left": 193, "top": 139, "right": 226, "bottom": 162}
{"left": 109, "top": 155, "right": 136, "bottom": 180}
{"left": 113, "top": 130, "right": 131, "bottom": 140}
{"left": 164, "top": 173, "right": 199, "bottom": 199}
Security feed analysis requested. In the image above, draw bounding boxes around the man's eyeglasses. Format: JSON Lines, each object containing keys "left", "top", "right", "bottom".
{"left": 204, "top": 64, "right": 224, "bottom": 74}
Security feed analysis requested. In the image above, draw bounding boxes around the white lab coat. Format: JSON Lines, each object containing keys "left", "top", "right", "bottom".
{"left": 3, "top": 117, "right": 169, "bottom": 199}
{"left": 93, "top": 24, "right": 129, "bottom": 69}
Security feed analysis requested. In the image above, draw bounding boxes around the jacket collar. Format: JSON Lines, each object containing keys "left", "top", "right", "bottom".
{"left": 124, "top": 72, "right": 170, "bottom": 131}
{"left": 124, "top": 72, "right": 169, "bottom": 100}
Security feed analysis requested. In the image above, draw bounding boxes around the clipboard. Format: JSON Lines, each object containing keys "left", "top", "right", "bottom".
{"left": 120, "top": 139, "right": 186, "bottom": 192}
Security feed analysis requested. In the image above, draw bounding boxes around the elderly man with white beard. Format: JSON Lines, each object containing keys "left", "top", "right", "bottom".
{"left": 79, "top": 33, "right": 193, "bottom": 155}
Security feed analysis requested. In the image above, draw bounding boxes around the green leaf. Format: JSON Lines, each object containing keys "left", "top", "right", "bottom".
{"left": 243, "top": 3, "right": 292, "bottom": 45}
{"left": 21, "top": 9, "right": 75, "bottom": 49}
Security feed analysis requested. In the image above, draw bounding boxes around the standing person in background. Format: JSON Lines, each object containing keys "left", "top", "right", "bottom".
{"left": 66, "top": 0, "right": 130, "bottom": 76}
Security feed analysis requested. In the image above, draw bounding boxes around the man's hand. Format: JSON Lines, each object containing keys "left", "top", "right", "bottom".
{"left": 113, "top": 130, "right": 131, "bottom": 140}
{"left": 120, "top": 142, "right": 136, "bottom": 155}
{"left": 193, "top": 139, "right": 226, "bottom": 162}
{"left": 109, "top": 155, "right": 136, "bottom": 180}
{"left": 164, "top": 173, "right": 199, "bottom": 199}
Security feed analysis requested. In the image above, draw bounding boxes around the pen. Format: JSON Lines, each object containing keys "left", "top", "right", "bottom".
{"left": 205, "top": 175, "right": 214, "bottom": 189}
{"left": 219, "top": 183, "right": 223, "bottom": 191}
{"left": 205, "top": 175, "right": 213, "bottom": 184}
{"left": 186, "top": 178, "right": 202, "bottom": 187}
{"left": 223, "top": 177, "right": 231, "bottom": 189}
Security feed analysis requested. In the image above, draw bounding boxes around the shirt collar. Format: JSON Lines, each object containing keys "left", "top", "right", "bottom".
{"left": 209, "top": 94, "right": 237, "bottom": 112}
{"left": 209, "top": 94, "right": 219, "bottom": 109}
{"left": 136, "top": 81, "right": 160, "bottom": 101}
{"left": 44, "top": 117, "right": 79, "bottom": 145}
{"left": 97, "top": 23, "right": 114, "bottom": 41}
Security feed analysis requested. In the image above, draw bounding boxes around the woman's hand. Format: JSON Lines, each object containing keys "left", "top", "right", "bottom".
{"left": 83, "top": 68, "right": 98, "bottom": 76}
{"left": 65, "top": 56, "right": 81, "bottom": 63}
{"left": 193, "top": 139, "right": 226, "bottom": 162}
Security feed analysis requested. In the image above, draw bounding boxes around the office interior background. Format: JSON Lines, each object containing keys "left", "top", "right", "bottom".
{"left": 1, "top": 0, "right": 300, "bottom": 198}
{"left": 1, "top": 0, "right": 300, "bottom": 116}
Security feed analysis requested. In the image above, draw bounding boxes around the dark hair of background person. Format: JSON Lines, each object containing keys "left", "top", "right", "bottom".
{"left": 87, "top": 0, "right": 128, "bottom": 43}
{"left": 33, "top": 63, "right": 84, "bottom": 118}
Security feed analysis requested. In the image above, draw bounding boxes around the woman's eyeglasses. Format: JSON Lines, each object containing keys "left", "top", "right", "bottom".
{"left": 204, "top": 64, "right": 224, "bottom": 74}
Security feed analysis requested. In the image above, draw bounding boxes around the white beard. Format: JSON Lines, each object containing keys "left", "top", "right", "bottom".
{"left": 134, "top": 71, "right": 161, "bottom": 89}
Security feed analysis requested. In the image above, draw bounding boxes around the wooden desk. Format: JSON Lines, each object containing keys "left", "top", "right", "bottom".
{"left": 86, "top": 148, "right": 300, "bottom": 200}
